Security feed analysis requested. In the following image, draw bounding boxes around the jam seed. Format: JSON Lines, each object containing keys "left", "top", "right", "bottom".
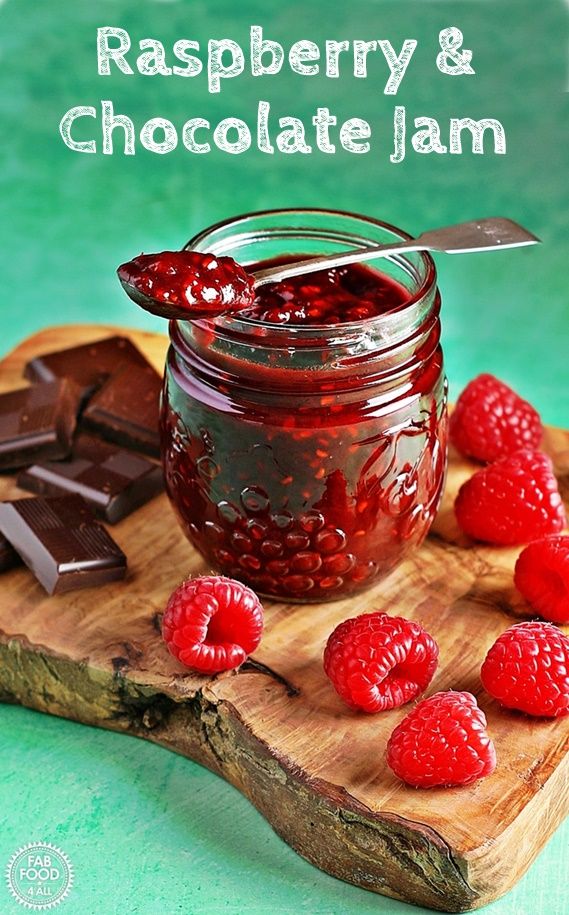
{"left": 322, "top": 552, "right": 355, "bottom": 575}
{"left": 300, "top": 511, "right": 325, "bottom": 534}
{"left": 260, "top": 539, "right": 284, "bottom": 559}
{"left": 238, "top": 554, "right": 262, "bottom": 572}
{"left": 246, "top": 518, "right": 269, "bottom": 541}
{"left": 351, "top": 561, "right": 376, "bottom": 582}
{"left": 285, "top": 531, "right": 311, "bottom": 551}
{"left": 313, "top": 528, "right": 347, "bottom": 554}
{"left": 283, "top": 575, "right": 315, "bottom": 593}
{"left": 319, "top": 576, "right": 344, "bottom": 590}
{"left": 240, "top": 486, "right": 270, "bottom": 514}
{"left": 214, "top": 548, "right": 235, "bottom": 566}
{"left": 290, "top": 551, "right": 322, "bottom": 574}
{"left": 231, "top": 531, "right": 253, "bottom": 553}
{"left": 266, "top": 559, "right": 290, "bottom": 577}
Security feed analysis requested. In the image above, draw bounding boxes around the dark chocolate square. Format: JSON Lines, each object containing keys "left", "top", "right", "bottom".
{"left": 0, "top": 379, "right": 81, "bottom": 471}
{"left": 24, "top": 335, "right": 151, "bottom": 397}
{"left": 17, "top": 436, "right": 164, "bottom": 523}
{"left": 82, "top": 364, "right": 162, "bottom": 457}
{"left": 0, "top": 495, "right": 127, "bottom": 594}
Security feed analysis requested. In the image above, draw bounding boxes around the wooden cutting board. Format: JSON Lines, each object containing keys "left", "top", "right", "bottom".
{"left": 0, "top": 325, "right": 568, "bottom": 913}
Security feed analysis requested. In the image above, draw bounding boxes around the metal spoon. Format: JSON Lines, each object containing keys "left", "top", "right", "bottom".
{"left": 251, "top": 218, "right": 540, "bottom": 288}
{"left": 118, "top": 218, "right": 539, "bottom": 321}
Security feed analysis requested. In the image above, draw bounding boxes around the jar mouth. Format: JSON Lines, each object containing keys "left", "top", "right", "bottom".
{"left": 184, "top": 207, "right": 437, "bottom": 334}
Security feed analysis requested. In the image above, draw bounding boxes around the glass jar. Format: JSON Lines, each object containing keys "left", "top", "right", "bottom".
{"left": 160, "top": 209, "right": 448, "bottom": 602}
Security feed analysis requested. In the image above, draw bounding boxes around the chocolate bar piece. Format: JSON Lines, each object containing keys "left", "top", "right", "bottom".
{"left": 0, "top": 495, "right": 127, "bottom": 594}
{"left": 17, "top": 436, "right": 164, "bottom": 524}
{"left": 82, "top": 364, "right": 162, "bottom": 457}
{"left": 24, "top": 335, "right": 151, "bottom": 397}
{"left": 0, "top": 532, "right": 21, "bottom": 572}
{"left": 0, "top": 379, "right": 81, "bottom": 471}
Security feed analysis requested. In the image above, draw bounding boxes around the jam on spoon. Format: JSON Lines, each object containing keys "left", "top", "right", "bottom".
{"left": 117, "top": 250, "right": 256, "bottom": 320}
{"left": 118, "top": 250, "right": 409, "bottom": 326}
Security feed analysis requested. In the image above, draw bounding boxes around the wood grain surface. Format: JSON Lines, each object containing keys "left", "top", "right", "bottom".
{"left": 0, "top": 325, "right": 567, "bottom": 913}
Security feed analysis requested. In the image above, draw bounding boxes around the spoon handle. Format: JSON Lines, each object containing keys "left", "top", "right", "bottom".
{"left": 251, "top": 218, "right": 540, "bottom": 288}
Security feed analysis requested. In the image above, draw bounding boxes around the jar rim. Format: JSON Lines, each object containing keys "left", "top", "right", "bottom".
{"left": 184, "top": 207, "right": 437, "bottom": 333}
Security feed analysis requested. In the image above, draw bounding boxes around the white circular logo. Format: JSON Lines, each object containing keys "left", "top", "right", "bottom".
{"left": 5, "top": 843, "right": 73, "bottom": 911}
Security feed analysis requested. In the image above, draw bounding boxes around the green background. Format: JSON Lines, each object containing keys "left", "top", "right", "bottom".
{"left": 0, "top": 1, "right": 567, "bottom": 913}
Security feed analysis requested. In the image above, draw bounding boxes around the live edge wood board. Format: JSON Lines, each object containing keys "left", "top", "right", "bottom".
{"left": 0, "top": 326, "right": 568, "bottom": 913}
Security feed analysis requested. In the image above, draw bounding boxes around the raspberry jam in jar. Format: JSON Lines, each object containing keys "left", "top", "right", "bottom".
{"left": 161, "top": 209, "right": 448, "bottom": 601}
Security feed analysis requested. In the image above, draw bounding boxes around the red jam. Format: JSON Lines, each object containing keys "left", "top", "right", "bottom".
{"left": 117, "top": 251, "right": 255, "bottom": 319}
{"left": 160, "top": 255, "right": 448, "bottom": 602}
{"left": 241, "top": 259, "right": 409, "bottom": 324}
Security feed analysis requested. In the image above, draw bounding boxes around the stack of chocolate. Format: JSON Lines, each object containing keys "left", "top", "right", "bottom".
{"left": 0, "top": 336, "right": 165, "bottom": 594}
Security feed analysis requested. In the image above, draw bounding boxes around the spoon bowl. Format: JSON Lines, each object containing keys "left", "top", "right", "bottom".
{"left": 117, "top": 274, "right": 193, "bottom": 321}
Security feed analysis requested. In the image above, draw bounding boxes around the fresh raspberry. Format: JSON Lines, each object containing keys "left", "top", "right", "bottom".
{"left": 323, "top": 612, "right": 439, "bottom": 713}
{"left": 514, "top": 536, "right": 569, "bottom": 624}
{"left": 450, "top": 374, "right": 542, "bottom": 463}
{"left": 118, "top": 250, "right": 255, "bottom": 319}
{"left": 481, "top": 621, "right": 569, "bottom": 717}
{"left": 386, "top": 691, "right": 497, "bottom": 788}
{"left": 454, "top": 449, "right": 565, "bottom": 545}
{"left": 161, "top": 576, "right": 264, "bottom": 674}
